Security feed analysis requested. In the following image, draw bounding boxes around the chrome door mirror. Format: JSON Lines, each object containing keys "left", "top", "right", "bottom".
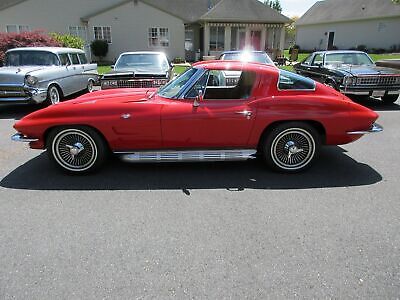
{"left": 193, "top": 89, "right": 203, "bottom": 107}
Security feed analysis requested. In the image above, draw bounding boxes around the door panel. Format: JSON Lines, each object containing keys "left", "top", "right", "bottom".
{"left": 161, "top": 99, "right": 255, "bottom": 148}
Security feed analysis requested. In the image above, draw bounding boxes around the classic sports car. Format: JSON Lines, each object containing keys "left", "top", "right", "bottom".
{"left": 293, "top": 50, "right": 400, "bottom": 103}
{"left": 12, "top": 61, "right": 382, "bottom": 174}
{"left": 101, "top": 51, "right": 171, "bottom": 89}
{"left": 219, "top": 51, "right": 274, "bottom": 65}
{"left": 0, "top": 47, "right": 98, "bottom": 105}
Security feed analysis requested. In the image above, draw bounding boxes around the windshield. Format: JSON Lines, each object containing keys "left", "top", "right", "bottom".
{"left": 115, "top": 53, "right": 169, "bottom": 71}
{"left": 157, "top": 67, "right": 199, "bottom": 98}
{"left": 5, "top": 51, "right": 60, "bottom": 66}
{"left": 221, "top": 52, "right": 273, "bottom": 64}
{"left": 325, "top": 53, "right": 374, "bottom": 67}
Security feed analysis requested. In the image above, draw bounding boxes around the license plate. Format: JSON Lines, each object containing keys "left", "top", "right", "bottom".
{"left": 372, "top": 90, "right": 385, "bottom": 97}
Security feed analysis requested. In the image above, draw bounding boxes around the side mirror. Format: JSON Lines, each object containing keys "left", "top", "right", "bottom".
{"left": 193, "top": 90, "right": 203, "bottom": 107}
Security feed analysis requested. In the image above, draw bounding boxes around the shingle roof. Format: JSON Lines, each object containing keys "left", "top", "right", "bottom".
{"left": 0, "top": 0, "right": 26, "bottom": 11}
{"left": 296, "top": 0, "right": 400, "bottom": 26}
{"left": 199, "top": 0, "right": 291, "bottom": 23}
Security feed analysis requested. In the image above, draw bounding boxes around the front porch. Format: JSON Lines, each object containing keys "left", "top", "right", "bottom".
{"left": 185, "top": 22, "right": 286, "bottom": 61}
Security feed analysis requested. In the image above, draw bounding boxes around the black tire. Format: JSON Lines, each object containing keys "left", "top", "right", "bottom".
{"left": 382, "top": 94, "right": 399, "bottom": 104}
{"left": 47, "top": 126, "right": 108, "bottom": 173}
{"left": 86, "top": 79, "right": 95, "bottom": 93}
{"left": 262, "top": 122, "right": 320, "bottom": 173}
{"left": 46, "top": 84, "right": 62, "bottom": 105}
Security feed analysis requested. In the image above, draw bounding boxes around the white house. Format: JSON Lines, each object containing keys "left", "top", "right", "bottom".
{"left": 0, "top": 0, "right": 291, "bottom": 62}
{"left": 295, "top": 0, "right": 400, "bottom": 51}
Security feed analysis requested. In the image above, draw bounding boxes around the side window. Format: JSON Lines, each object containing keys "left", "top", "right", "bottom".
{"left": 59, "top": 53, "right": 70, "bottom": 66}
{"left": 302, "top": 55, "right": 313, "bottom": 65}
{"left": 312, "top": 53, "right": 324, "bottom": 66}
{"left": 78, "top": 53, "right": 88, "bottom": 64}
{"left": 185, "top": 71, "right": 209, "bottom": 99}
{"left": 278, "top": 70, "right": 315, "bottom": 90}
{"left": 70, "top": 53, "right": 80, "bottom": 65}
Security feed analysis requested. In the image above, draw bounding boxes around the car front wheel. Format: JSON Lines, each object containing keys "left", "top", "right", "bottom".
{"left": 47, "top": 85, "right": 62, "bottom": 105}
{"left": 47, "top": 127, "right": 108, "bottom": 173}
{"left": 382, "top": 94, "right": 399, "bottom": 104}
{"left": 262, "top": 122, "right": 320, "bottom": 173}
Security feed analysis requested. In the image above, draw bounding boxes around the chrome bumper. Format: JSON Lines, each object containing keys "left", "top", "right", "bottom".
{"left": 347, "top": 123, "right": 383, "bottom": 135}
{"left": 11, "top": 133, "right": 39, "bottom": 142}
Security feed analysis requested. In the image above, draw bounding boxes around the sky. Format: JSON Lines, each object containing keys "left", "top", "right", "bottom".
{"left": 274, "top": 0, "right": 319, "bottom": 18}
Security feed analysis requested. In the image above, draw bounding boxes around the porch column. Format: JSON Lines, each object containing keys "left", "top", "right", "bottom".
{"left": 224, "top": 25, "right": 231, "bottom": 51}
{"left": 245, "top": 27, "right": 251, "bottom": 49}
{"left": 279, "top": 25, "right": 285, "bottom": 51}
{"left": 204, "top": 23, "right": 210, "bottom": 56}
{"left": 260, "top": 27, "right": 267, "bottom": 51}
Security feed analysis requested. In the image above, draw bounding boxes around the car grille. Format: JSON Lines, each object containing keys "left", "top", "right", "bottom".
{"left": 356, "top": 76, "right": 400, "bottom": 86}
{"left": 0, "top": 85, "right": 27, "bottom": 98}
{"left": 117, "top": 79, "right": 166, "bottom": 88}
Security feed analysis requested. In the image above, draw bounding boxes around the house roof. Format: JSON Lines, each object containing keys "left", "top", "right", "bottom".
{"left": 199, "top": 0, "right": 291, "bottom": 23}
{"left": 296, "top": 0, "right": 400, "bottom": 26}
{"left": 0, "top": 0, "right": 26, "bottom": 11}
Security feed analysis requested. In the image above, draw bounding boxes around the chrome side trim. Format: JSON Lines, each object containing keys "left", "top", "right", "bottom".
{"left": 118, "top": 149, "right": 257, "bottom": 163}
{"left": 347, "top": 123, "right": 383, "bottom": 135}
{"left": 11, "top": 133, "right": 39, "bottom": 142}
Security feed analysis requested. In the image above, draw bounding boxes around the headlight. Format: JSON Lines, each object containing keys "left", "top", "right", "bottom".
{"left": 101, "top": 80, "right": 118, "bottom": 88}
{"left": 25, "top": 75, "right": 38, "bottom": 86}
{"left": 343, "top": 76, "right": 356, "bottom": 86}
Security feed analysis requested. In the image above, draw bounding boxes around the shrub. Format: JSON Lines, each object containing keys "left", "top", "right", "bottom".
{"left": 49, "top": 32, "right": 84, "bottom": 49}
{"left": 288, "top": 44, "right": 300, "bottom": 54}
{"left": 356, "top": 44, "right": 367, "bottom": 52}
{"left": 0, "top": 30, "right": 60, "bottom": 66}
{"left": 172, "top": 57, "right": 185, "bottom": 64}
{"left": 90, "top": 40, "right": 108, "bottom": 60}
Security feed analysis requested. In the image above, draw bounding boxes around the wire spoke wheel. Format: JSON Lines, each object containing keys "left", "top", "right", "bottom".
{"left": 87, "top": 80, "right": 94, "bottom": 93}
{"left": 51, "top": 129, "right": 98, "bottom": 172}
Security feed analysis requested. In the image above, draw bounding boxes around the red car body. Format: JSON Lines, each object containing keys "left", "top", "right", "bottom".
{"left": 12, "top": 61, "right": 381, "bottom": 173}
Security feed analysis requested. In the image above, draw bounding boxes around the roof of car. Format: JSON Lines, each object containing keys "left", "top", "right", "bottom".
{"left": 221, "top": 51, "right": 267, "bottom": 55}
{"left": 119, "top": 51, "right": 166, "bottom": 56}
{"left": 6, "top": 47, "right": 85, "bottom": 54}
{"left": 193, "top": 60, "right": 278, "bottom": 74}
{"left": 312, "top": 50, "right": 369, "bottom": 55}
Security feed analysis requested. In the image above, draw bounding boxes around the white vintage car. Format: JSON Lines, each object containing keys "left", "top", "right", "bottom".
{"left": 0, "top": 47, "right": 98, "bottom": 105}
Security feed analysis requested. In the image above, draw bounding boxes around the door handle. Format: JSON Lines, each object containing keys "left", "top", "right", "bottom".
{"left": 235, "top": 110, "right": 252, "bottom": 119}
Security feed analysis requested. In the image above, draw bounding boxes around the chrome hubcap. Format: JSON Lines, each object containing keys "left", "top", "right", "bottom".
{"left": 271, "top": 128, "right": 315, "bottom": 170}
{"left": 87, "top": 81, "right": 94, "bottom": 92}
{"left": 49, "top": 87, "right": 59, "bottom": 104}
{"left": 52, "top": 129, "right": 97, "bottom": 171}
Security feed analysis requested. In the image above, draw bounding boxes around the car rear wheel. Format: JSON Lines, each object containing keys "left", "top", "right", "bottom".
{"left": 382, "top": 95, "right": 399, "bottom": 104}
{"left": 47, "top": 85, "right": 62, "bottom": 105}
{"left": 47, "top": 127, "right": 107, "bottom": 173}
{"left": 262, "top": 122, "right": 320, "bottom": 173}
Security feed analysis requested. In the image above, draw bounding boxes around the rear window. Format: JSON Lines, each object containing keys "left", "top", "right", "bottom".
{"left": 278, "top": 70, "right": 315, "bottom": 90}
{"left": 78, "top": 53, "right": 88, "bottom": 64}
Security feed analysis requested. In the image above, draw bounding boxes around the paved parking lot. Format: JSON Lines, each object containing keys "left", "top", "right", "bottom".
{"left": 0, "top": 97, "right": 399, "bottom": 299}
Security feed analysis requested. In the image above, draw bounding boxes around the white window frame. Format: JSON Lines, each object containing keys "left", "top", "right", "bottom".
{"left": 68, "top": 25, "right": 87, "bottom": 41}
{"left": 93, "top": 26, "right": 112, "bottom": 44}
{"left": 148, "top": 27, "right": 169, "bottom": 48}
{"left": 209, "top": 26, "right": 225, "bottom": 51}
{"left": 6, "top": 24, "right": 30, "bottom": 33}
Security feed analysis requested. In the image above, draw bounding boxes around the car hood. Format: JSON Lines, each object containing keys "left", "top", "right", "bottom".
{"left": 103, "top": 67, "right": 168, "bottom": 78}
{"left": 0, "top": 66, "right": 50, "bottom": 84}
{"left": 335, "top": 65, "right": 400, "bottom": 76}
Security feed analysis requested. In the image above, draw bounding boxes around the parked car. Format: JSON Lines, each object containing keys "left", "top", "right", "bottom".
{"left": 218, "top": 50, "right": 275, "bottom": 86}
{"left": 293, "top": 50, "right": 400, "bottom": 103}
{"left": 12, "top": 61, "right": 382, "bottom": 174}
{"left": 0, "top": 47, "right": 98, "bottom": 105}
{"left": 219, "top": 50, "right": 274, "bottom": 65}
{"left": 101, "top": 51, "right": 172, "bottom": 89}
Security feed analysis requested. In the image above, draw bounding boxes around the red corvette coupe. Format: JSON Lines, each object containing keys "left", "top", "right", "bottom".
{"left": 12, "top": 61, "right": 382, "bottom": 173}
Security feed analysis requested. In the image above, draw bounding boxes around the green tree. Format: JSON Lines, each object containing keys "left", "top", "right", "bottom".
{"left": 263, "top": 0, "right": 282, "bottom": 13}
{"left": 392, "top": 0, "right": 399, "bottom": 3}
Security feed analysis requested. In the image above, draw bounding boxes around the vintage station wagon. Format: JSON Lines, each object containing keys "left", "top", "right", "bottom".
{"left": 0, "top": 47, "right": 98, "bottom": 105}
